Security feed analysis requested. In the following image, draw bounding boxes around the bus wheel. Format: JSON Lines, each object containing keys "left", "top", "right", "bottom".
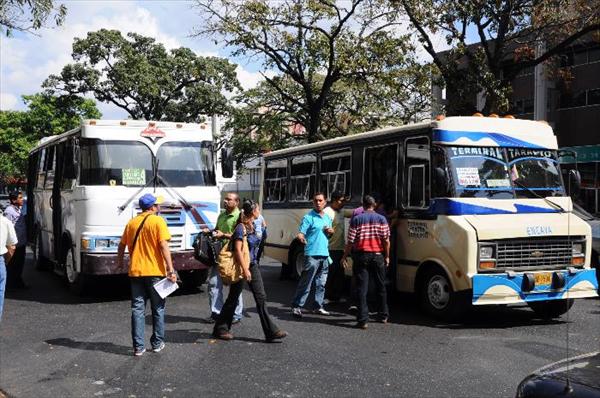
{"left": 33, "top": 231, "right": 50, "bottom": 271}
{"left": 180, "top": 269, "right": 209, "bottom": 289}
{"left": 290, "top": 245, "right": 304, "bottom": 280}
{"left": 419, "top": 267, "right": 467, "bottom": 321}
{"left": 528, "top": 299, "right": 574, "bottom": 319}
{"left": 64, "top": 246, "right": 86, "bottom": 295}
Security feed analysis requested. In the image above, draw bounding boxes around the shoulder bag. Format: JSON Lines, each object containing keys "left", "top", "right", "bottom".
{"left": 217, "top": 225, "right": 249, "bottom": 285}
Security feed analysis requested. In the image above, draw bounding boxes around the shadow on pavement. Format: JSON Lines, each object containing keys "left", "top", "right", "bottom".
{"left": 45, "top": 338, "right": 131, "bottom": 356}
{"left": 256, "top": 261, "right": 569, "bottom": 331}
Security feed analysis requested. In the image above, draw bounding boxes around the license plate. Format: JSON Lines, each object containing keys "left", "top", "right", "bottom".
{"left": 534, "top": 272, "right": 552, "bottom": 286}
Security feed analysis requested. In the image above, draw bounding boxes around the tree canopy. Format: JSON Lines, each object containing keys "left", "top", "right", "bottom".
{"left": 43, "top": 29, "right": 241, "bottom": 122}
{"left": 0, "top": 94, "right": 100, "bottom": 179}
{"left": 400, "top": 0, "right": 600, "bottom": 114}
{"left": 0, "top": 0, "right": 66, "bottom": 36}
{"left": 193, "top": 0, "right": 432, "bottom": 147}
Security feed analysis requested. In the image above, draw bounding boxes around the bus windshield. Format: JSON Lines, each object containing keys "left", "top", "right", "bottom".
{"left": 444, "top": 146, "right": 565, "bottom": 199}
{"left": 80, "top": 139, "right": 153, "bottom": 186}
{"left": 156, "top": 142, "right": 215, "bottom": 187}
{"left": 80, "top": 139, "right": 215, "bottom": 187}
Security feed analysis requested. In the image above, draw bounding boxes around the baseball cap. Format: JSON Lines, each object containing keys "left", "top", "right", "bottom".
{"left": 139, "top": 193, "right": 164, "bottom": 210}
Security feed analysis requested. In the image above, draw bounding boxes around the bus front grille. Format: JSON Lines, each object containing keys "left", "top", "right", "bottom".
{"left": 493, "top": 236, "right": 584, "bottom": 270}
{"left": 169, "top": 234, "right": 184, "bottom": 250}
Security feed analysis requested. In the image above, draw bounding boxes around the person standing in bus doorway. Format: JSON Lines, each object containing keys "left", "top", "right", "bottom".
{"left": 0, "top": 212, "right": 17, "bottom": 322}
{"left": 203, "top": 192, "right": 244, "bottom": 324}
{"left": 117, "top": 193, "right": 177, "bottom": 356}
{"left": 323, "top": 191, "right": 347, "bottom": 302}
{"left": 5, "top": 191, "right": 27, "bottom": 289}
{"left": 291, "top": 192, "right": 333, "bottom": 318}
{"left": 341, "top": 195, "right": 390, "bottom": 329}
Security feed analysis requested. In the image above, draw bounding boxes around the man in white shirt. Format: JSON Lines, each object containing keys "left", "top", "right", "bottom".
{"left": 0, "top": 213, "right": 18, "bottom": 321}
{"left": 323, "top": 191, "right": 348, "bottom": 302}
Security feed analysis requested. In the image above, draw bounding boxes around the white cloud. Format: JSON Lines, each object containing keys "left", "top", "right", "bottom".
{"left": 0, "top": 1, "right": 184, "bottom": 117}
{"left": 0, "top": 92, "right": 19, "bottom": 110}
{"left": 235, "top": 67, "right": 277, "bottom": 91}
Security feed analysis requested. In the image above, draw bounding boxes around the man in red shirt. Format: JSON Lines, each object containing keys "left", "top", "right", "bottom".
{"left": 341, "top": 195, "right": 390, "bottom": 329}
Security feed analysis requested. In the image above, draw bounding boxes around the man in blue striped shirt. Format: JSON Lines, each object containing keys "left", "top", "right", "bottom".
{"left": 291, "top": 192, "right": 333, "bottom": 318}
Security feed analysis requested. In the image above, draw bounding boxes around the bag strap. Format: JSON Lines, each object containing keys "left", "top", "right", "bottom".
{"left": 130, "top": 214, "right": 152, "bottom": 256}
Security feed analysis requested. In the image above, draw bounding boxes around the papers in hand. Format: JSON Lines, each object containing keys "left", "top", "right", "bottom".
{"left": 153, "top": 277, "right": 179, "bottom": 299}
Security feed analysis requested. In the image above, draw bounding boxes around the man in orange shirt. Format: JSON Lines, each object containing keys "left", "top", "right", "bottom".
{"left": 117, "top": 193, "right": 177, "bottom": 356}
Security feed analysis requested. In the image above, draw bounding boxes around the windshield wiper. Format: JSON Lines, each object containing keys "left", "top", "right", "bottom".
{"left": 156, "top": 174, "right": 207, "bottom": 225}
{"left": 512, "top": 179, "right": 565, "bottom": 213}
{"left": 117, "top": 158, "right": 159, "bottom": 213}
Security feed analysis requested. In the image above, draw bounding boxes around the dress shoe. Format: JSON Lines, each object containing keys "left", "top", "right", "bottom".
{"left": 266, "top": 330, "right": 288, "bottom": 343}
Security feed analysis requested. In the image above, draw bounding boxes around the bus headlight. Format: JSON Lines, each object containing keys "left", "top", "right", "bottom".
{"left": 479, "top": 243, "right": 497, "bottom": 270}
{"left": 96, "top": 239, "right": 109, "bottom": 249}
{"left": 572, "top": 242, "right": 585, "bottom": 266}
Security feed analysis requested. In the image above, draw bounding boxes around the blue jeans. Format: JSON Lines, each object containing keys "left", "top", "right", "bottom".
{"left": 131, "top": 277, "right": 165, "bottom": 350}
{"left": 0, "top": 256, "right": 6, "bottom": 322}
{"left": 208, "top": 266, "right": 243, "bottom": 320}
{"left": 292, "top": 255, "right": 329, "bottom": 309}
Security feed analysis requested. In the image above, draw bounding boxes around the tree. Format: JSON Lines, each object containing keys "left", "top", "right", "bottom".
{"left": 0, "top": 0, "right": 66, "bottom": 36}
{"left": 0, "top": 94, "right": 100, "bottom": 179}
{"left": 400, "top": 0, "right": 600, "bottom": 115}
{"left": 43, "top": 29, "right": 241, "bottom": 122}
{"left": 193, "top": 0, "right": 430, "bottom": 143}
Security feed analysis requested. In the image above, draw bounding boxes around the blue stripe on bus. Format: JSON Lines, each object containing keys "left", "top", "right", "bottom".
{"left": 430, "top": 198, "right": 560, "bottom": 215}
{"left": 433, "top": 130, "right": 547, "bottom": 149}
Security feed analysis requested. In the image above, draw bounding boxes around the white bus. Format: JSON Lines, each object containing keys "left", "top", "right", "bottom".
{"left": 26, "top": 119, "right": 234, "bottom": 293}
{"left": 261, "top": 116, "right": 599, "bottom": 319}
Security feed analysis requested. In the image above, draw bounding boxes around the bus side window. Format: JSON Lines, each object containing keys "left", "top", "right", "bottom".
{"left": 290, "top": 154, "right": 316, "bottom": 202}
{"left": 36, "top": 148, "right": 47, "bottom": 190}
{"left": 62, "top": 140, "right": 77, "bottom": 190}
{"left": 404, "top": 137, "right": 430, "bottom": 209}
{"left": 264, "top": 159, "right": 288, "bottom": 203}
{"left": 44, "top": 146, "right": 56, "bottom": 190}
{"left": 320, "top": 151, "right": 351, "bottom": 199}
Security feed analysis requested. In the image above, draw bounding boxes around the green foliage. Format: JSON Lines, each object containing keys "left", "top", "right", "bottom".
{"left": 43, "top": 29, "right": 241, "bottom": 122}
{"left": 194, "top": 0, "right": 432, "bottom": 151}
{"left": 0, "top": 0, "right": 67, "bottom": 36}
{"left": 0, "top": 94, "right": 100, "bottom": 179}
{"left": 400, "top": 0, "right": 600, "bottom": 115}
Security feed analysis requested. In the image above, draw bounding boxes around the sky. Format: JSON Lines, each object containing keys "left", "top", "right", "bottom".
{"left": 0, "top": 0, "right": 454, "bottom": 120}
{"left": 0, "top": 0, "right": 271, "bottom": 119}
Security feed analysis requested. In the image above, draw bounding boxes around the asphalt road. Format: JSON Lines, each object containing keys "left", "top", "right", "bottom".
{"left": 1, "top": 254, "right": 599, "bottom": 398}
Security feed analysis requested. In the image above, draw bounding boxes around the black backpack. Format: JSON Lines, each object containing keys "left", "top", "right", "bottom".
{"left": 192, "top": 232, "right": 222, "bottom": 267}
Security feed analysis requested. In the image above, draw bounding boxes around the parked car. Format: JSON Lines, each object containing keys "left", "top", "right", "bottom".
{"left": 516, "top": 351, "right": 600, "bottom": 397}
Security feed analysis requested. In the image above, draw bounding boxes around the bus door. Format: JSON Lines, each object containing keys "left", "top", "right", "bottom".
{"left": 52, "top": 139, "right": 78, "bottom": 264}
{"left": 363, "top": 143, "right": 399, "bottom": 208}
{"left": 397, "top": 136, "right": 431, "bottom": 292}
{"left": 41, "top": 145, "right": 57, "bottom": 260}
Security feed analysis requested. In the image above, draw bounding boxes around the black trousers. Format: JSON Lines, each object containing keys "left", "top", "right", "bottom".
{"left": 7, "top": 245, "right": 26, "bottom": 287}
{"left": 214, "top": 263, "right": 280, "bottom": 338}
{"left": 353, "top": 252, "right": 388, "bottom": 323}
{"left": 325, "top": 250, "right": 345, "bottom": 300}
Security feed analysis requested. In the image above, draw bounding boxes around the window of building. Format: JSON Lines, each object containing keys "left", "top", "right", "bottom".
{"left": 320, "top": 151, "right": 351, "bottom": 199}
{"left": 523, "top": 98, "right": 534, "bottom": 114}
{"left": 264, "top": 158, "right": 287, "bottom": 203}
{"left": 573, "top": 51, "right": 588, "bottom": 66}
{"left": 588, "top": 48, "right": 600, "bottom": 63}
{"left": 559, "top": 90, "right": 587, "bottom": 109}
{"left": 588, "top": 88, "right": 600, "bottom": 105}
{"left": 289, "top": 154, "right": 316, "bottom": 202}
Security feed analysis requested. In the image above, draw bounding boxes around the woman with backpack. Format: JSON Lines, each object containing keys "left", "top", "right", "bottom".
{"left": 212, "top": 200, "right": 288, "bottom": 343}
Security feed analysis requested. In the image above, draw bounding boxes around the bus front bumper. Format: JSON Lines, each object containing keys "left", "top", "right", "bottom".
{"left": 472, "top": 269, "right": 599, "bottom": 305}
{"left": 81, "top": 250, "right": 209, "bottom": 275}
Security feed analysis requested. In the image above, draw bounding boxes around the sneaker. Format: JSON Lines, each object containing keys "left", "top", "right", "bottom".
{"left": 348, "top": 305, "right": 358, "bottom": 314}
{"left": 378, "top": 316, "right": 389, "bottom": 324}
{"left": 313, "top": 308, "right": 330, "bottom": 315}
{"left": 133, "top": 347, "right": 146, "bottom": 356}
{"left": 232, "top": 318, "right": 241, "bottom": 325}
{"left": 152, "top": 342, "right": 165, "bottom": 353}
{"left": 265, "top": 330, "right": 288, "bottom": 343}
{"left": 291, "top": 307, "right": 303, "bottom": 318}
{"left": 356, "top": 322, "right": 368, "bottom": 330}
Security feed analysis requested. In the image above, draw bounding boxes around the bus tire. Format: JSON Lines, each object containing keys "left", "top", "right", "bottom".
{"left": 419, "top": 266, "right": 468, "bottom": 321}
{"left": 180, "top": 269, "right": 209, "bottom": 289}
{"left": 289, "top": 244, "right": 305, "bottom": 281}
{"left": 528, "top": 299, "right": 574, "bottom": 319}
{"left": 63, "top": 244, "right": 86, "bottom": 295}
{"left": 33, "top": 230, "right": 50, "bottom": 271}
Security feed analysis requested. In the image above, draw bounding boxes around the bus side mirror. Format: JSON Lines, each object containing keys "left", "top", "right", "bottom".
{"left": 434, "top": 167, "right": 449, "bottom": 196}
{"left": 221, "top": 147, "right": 234, "bottom": 179}
{"left": 568, "top": 169, "right": 581, "bottom": 197}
